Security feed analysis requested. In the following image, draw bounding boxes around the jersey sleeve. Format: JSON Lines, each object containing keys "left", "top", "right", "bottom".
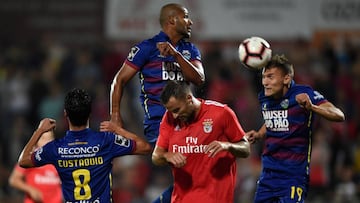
{"left": 107, "top": 132, "right": 135, "bottom": 157}
{"left": 222, "top": 106, "right": 245, "bottom": 142}
{"left": 156, "top": 112, "right": 172, "bottom": 149}
{"left": 32, "top": 142, "right": 57, "bottom": 167}
{"left": 190, "top": 43, "right": 202, "bottom": 62}
{"left": 307, "top": 88, "right": 328, "bottom": 106}
{"left": 124, "top": 41, "right": 153, "bottom": 71}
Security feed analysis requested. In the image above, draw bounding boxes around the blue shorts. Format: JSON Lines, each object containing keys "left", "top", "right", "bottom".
{"left": 254, "top": 169, "right": 308, "bottom": 203}
{"left": 144, "top": 119, "right": 161, "bottom": 145}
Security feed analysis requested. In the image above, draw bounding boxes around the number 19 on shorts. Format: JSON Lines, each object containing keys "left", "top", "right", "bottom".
{"left": 290, "top": 186, "right": 303, "bottom": 202}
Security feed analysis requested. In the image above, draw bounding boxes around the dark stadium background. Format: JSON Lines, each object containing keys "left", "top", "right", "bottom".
{"left": 0, "top": 0, "right": 359, "bottom": 202}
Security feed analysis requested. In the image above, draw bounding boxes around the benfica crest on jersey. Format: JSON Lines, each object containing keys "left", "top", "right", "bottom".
{"left": 203, "top": 119, "right": 213, "bottom": 133}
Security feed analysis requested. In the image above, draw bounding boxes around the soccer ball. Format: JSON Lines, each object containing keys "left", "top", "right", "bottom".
{"left": 238, "top": 36, "right": 272, "bottom": 70}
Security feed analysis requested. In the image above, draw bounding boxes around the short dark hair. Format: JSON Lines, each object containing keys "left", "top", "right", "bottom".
{"left": 160, "top": 81, "right": 191, "bottom": 104}
{"left": 159, "top": 3, "right": 184, "bottom": 27}
{"left": 64, "top": 88, "right": 92, "bottom": 126}
{"left": 265, "top": 54, "right": 294, "bottom": 78}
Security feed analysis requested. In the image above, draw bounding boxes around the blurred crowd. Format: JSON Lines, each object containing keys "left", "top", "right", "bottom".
{"left": 0, "top": 33, "right": 359, "bottom": 203}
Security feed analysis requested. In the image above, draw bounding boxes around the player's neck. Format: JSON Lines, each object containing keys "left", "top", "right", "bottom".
{"left": 192, "top": 98, "right": 202, "bottom": 119}
{"left": 163, "top": 29, "right": 181, "bottom": 45}
{"left": 68, "top": 123, "right": 89, "bottom": 131}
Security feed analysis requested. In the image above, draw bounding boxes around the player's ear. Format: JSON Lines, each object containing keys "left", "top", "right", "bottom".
{"left": 168, "top": 16, "right": 177, "bottom": 25}
{"left": 186, "top": 94, "right": 192, "bottom": 103}
{"left": 284, "top": 74, "right": 291, "bottom": 87}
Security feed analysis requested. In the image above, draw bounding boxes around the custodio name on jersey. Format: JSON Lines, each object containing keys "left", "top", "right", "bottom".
{"left": 58, "top": 157, "right": 104, "bottom": 168}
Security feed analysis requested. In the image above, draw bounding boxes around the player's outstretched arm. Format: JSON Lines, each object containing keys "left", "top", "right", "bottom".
{"left": 296, "top": 93, "right": 345, "bottom": 122}
{"left": 100, "top": 121, "right": 152, "bottom": 155}
{"left": 313, "top": 102, "right": 345, "bottom": 122}
{"left": 18, "top": 118, "right": 56, "bottom": 168}
{"left": 110, "top": 63, "right": 138, "bottom": 126}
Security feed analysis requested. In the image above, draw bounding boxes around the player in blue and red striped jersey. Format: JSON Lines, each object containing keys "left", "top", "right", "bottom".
{"left": 17, "top": 88, "right": 152, "bottom": 203}
{"left": 152, "top": 81, "right": 250, "bottom": 203}
{"left": 246, "top": 54, "right": 345, "bottom": 203}
{"left": 110, "top": 3, "right": 205, "bottom": 203}
{"left": 110, "top": 3, "right": 204, "bottom": 144}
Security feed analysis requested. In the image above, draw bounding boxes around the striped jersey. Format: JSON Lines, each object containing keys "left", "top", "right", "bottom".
{"left": 31, "top": 128, "right": 135, "bottom": 203}
{"left": 124, "top": 31, "right": 202, "bottom": 125}
{"left": 259, "top": 82, "right": 327, "bottom": 177}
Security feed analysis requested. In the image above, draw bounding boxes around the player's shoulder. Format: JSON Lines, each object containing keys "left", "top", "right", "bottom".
{"left": 291, "top": 83, "right": 314, "bottom": 94}
{"left": 179, "top": 39, "right": 199, "bottom": 51}
{"left": 204, "top": 100, "right": 226, "bottom": 107}
{"left": 131, "top": 33, "right": 160, "bottom": 52}
{"left": 139, "top": 32, "right": 166, "bottom": 46}
{"left": 203, "top": 100, "right": 228, "bottom": 112}
{"left": 203, "top": 100, "right": 237, "bottom": 119}
{"left": 293, "top": 83, "right": 313, "bottom": 90}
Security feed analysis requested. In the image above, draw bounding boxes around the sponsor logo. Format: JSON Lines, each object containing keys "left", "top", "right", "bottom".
{"left": 280, "top": 99, "right": 289, "bottom": 109}
{"left": 162, "top": 62, "right": 184, "bottom": 81}
{"left": 174, "top": 124, "right": 181, "bottom": 131}
{"left": 172, "top": 136, "right": 207, "bottom": 154}
{"left": 115, "top": 135, "right": 130, "bottom": 147}
{"left": 202, "top": 119, "right": 213, "bottom": 133}
{"left": 314, "top": 91, "right": 324, "bottom": 100}
{"left": 58, "top": 146, "right": 100, "bottom": 155}
{"left": 127, "top": 46, "right": 140, "bottom": 61}
{"left": 35, "top": 147, "right": 43, "bottom": 161}
{"left": 262, "top": 103, "right": 268, "bottom": 111}
{"left": 34, "top": 170, "right": 60, "bottom": 184}
{"left": 263, "top": 110, "right": 289, "bottom": 131}
{"left": 182, "top": 50, "right": 191, "bottom": 60}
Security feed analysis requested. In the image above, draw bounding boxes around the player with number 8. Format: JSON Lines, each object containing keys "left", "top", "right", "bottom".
{"left": 17, "top": 88, "right": 152, "bottom": 202}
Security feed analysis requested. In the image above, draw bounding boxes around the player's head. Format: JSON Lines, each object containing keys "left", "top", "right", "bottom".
{"left": 159, "top": 3, "right": 193, "bottom": 39}
{"left": 160, "top": 81, "right": 196, "bottom": 122}
{"left": 64, "top": 88, "right": 92, "bottom": 126}
{"left": 262, "top": 54, "right": 294, "bottom": 98}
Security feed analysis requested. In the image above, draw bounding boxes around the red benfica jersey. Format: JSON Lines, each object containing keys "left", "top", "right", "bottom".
{"left": 157, "top": 99, "right": 245, "bottom": 203}
{"left": 14, "top": 164, "right": 62, "bottom": 203}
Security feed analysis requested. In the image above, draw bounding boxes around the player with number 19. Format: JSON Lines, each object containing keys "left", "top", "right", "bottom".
{"left": 17, "top": 88, "right": 151, "bottom": 202}
{"left": 246, "top": 55, "right": 345, "bottom": 203}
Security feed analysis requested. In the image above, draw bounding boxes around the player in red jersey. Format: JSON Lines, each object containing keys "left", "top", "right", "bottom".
{"left": 9, "top": 129, "right": 62, "bottom": 203}
{"left": 152, "top": 81, "right": 250, "bottom": 203}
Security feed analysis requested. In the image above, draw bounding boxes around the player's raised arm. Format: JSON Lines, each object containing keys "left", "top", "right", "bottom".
{"left": 295, "top": 93, "right": 345, "bottom": 122}
{"left": 100, "top": 121, "right": 152, "bottom": 155}
{"left": 18, "top": 118, "right": 56, "bottom": 168}
{"left": 175, "top": 51, "right": 205, "bottom": 85}
{"left": 157, "top": 42, "right": 205, "bottom": 86}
